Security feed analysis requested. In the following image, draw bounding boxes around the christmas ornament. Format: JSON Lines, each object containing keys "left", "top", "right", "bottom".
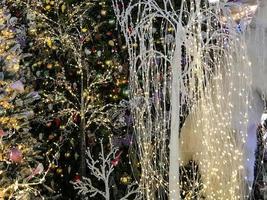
{"left": 53, "top": 118, "right": 61, "bottom": 128}
{"left": 68, "top": 166, "right": 71, "bottom": 174}
{"left": 0, "top": 129, "right": 6, "bottom": 137}
{"left": 81, "top": 28, "right": 87, "bottom": 33}
{"left": 105, "top": 60, "right": 112, "bottom": 65}
{"left": 111, "top": 151, "right": 122, "bottom": 166}
{"left": 84, "top": 48, "right": 91, "bottom": 55}
{"left": 108, "top": 40, "right": 115, "bottom": 46}
{"left": 106, "top": 31, "right": 112, "bottom": 36}
{"left": 100, "top": 9, "right": 107, "bottom": 16}
{"left": 48, "top": 104, "right": 53, "bottom": 110}
{"left": 64, "top": 152, "right": 70, "bottom": 158}
{"left": 73, "top": 174, "right": 81, "bottom": 182}
{"left": 9, "top": 148, "right": 23, "bottom": 163}
{"left": 47, "top": 63, "right": 53, "bottom": 69}
{"left": 56, "top": 168, "right": 62, "bottom": 174}
{"left": 97, "top": 50, "right": 102, "bottom": 57}
{"left": 48, "top": 134, "right": 55, "bottom": 140}
{"left": 27, "top": 163, "right": 44, "bottom": 180}
{"left": 120, "top": 173, "right": 132, "bottom": 185}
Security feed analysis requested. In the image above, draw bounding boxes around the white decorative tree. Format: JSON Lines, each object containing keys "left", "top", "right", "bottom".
{"left": 113, "top": 0, "right": 253, "bottom": 199}
{"left": 71, "top": 139, "right": 140, "bottom": 200}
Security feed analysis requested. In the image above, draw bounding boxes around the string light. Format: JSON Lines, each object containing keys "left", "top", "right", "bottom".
{"left": 114, "top": 0, "right": 253, "bottom": 199}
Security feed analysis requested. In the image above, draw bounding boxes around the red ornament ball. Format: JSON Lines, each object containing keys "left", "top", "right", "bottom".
{"left": 106, "top": 31, "right": 113, "bottom": 36}
{"left": 73, "top": 174, "right": 81, "bottom": 182}
{"left": 53, "top": 118, "right": 61, "bottom": 128}
{"left": 9, "top": 148, "right": 23, "bottom": 163}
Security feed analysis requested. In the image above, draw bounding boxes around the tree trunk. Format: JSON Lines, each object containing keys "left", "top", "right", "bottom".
{"left": 79, "top": 60, "right": 86, "bottom": 178}
{"left": 169, "top": 35, "right": 181, "bottom": 200}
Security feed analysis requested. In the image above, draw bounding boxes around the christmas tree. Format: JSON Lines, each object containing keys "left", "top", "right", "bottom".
{"left": 0, "top": 4, "right": 46, "bottom": 199}
{"left": 4, "top": 0, "right": 138, "bottom": 198}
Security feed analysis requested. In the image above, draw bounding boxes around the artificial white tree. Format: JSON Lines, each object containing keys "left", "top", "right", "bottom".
{"left": 113, "top": 0, "right": 253, "bottom": 199}
{"left": 72, "top": 139, "right": 140, "bottom": 200}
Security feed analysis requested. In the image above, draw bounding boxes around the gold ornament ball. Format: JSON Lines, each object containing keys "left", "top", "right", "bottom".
{"left": 45, "top": 5, "right": 51, "bottom": 11}
{"left": 120, "top": 175, "right": 132, "bottom": 185}
{"left": 47, "top": 63, "right": 53, "bottom": 69}
{"left": 105, "top": 60, "right": 112, "bottom": 66}
{"left": 100, "top": 10, "right": 107, "bottom": 16}
{"left": 81, "top": 28, "right": 87, "bottom": 33}
{"left": 108, "top": 40, "right": 115, "bottom": 47}
{"left": 56, "top": 168, "right": 63, "bottom": 174}
{"left": 65, "top": 152, "right": 70, "bottom": 158}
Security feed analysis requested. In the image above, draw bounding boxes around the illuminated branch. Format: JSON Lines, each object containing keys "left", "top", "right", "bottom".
{"left": 72, "top": 139, "right": 140, "bottom": 200}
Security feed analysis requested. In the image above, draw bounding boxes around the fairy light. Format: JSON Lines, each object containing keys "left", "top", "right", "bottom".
{"left": 113, "top": 0, "right": 254, "bottom": 199}
{"left": 1, "top": 0, "right": 257, "bottom": 198}
{"left": 2, "top": 2, "right": 137, "bottom": 199}
{"left": 0, "top": 4, "right": 56, "bottom": 198}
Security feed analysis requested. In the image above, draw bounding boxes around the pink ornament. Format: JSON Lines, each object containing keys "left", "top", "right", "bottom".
{"left": 111, "top": 151, "right": 123, "bottom": 167}
{"left": 27, "top": 163, "right": 44, "bottom": 180}
{"left": 9, "top": 148, "right": 23, "bottom": 163}
{"left": 0, "top": 129, "right": 6, "bottom": 137}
